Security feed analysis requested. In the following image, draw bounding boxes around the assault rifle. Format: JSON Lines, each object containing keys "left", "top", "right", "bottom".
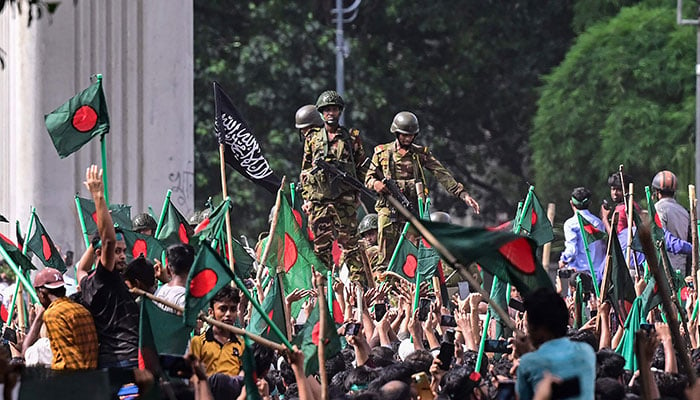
{"left": 382, "top": 178, "right": 415, "bottom": 215}
{"left": 313, "top": 159, "right": 377, "bottom": 202}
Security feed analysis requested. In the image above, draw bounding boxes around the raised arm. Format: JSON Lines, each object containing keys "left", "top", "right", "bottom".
{"left": 84, "top": 165, "right": 116, "bottom": 271}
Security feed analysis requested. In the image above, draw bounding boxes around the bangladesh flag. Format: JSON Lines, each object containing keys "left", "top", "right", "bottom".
{"left": 26, "top": 213, "right": 67, "bottom": 273}
{"left": 387, "top": 231, "right": 439, "bottom": 284}
{"left": 76, "top": 196, "right": 132, "bottom": 234}
{"left": 577, "top": 213, "right": 607, "bottom": 245}
{"left": 121, "top": 229, "right": 167, "bottom": 262}
{"left": 292, "top": 296, "right": 341, "bottom": 376}
{"left": 423, "top": 220, "right": 553, "bottom": 295}
{"left": 266, "top": 188, "right": 326, "bottom": 316}
{"left": 183, "top": 242, "right": 235, "bottom": 327}
{"left": 45, "top": 76, "right": 110, "bottom": 158}
{"left": 248, "top": 275, "right": 287, "bottom": 344}
{"left": 0, "top": 232, "right": 35, "bottom": 271}
{"left": 615, "top": 278, "right": 662, "bottom": 371}
{"left": 156, "top": 198, "right": 192, "bottom": 246}
{"left": 193, "top": 198, "right": 231, "bottom": 238}
{"left": 518, "top": 190, "right": 553, "bottom": 246}
{"left": 284, "top": 184, "right": 314, "bottom": 241}
{"left": 138, "top": 297, "right": 191, "bottom": 373}
{"left": 604, "top": 231, "right": 635, "bottom": 325}
{"left": 242, "top": 335, "right": 263, "bottom": 400}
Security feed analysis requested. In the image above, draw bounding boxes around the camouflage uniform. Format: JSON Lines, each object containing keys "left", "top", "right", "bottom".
{"left": 365, "top": 140, "right": 468, "bottom": 266}
{"left": 300, "top": 126, "right": 368, "bottom": 283}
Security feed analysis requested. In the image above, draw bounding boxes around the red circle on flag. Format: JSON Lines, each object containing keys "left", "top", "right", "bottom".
{"left": 284, "top": 233, "right": 298, "bottom": 272}
{"left": 132, "top": 239, "right": 148, "bottom": 258}
{"left": 72, "top": 105, "right": 98, "bottom": 132}
{"left": 312, "top": 321, "right": 321, "bottom": 345}
{"left": 497, "top": 238, "right": 536, "bottom": 274}
{"left": 403, "top": 254, "right": 418, "bottom": 278}
{"left": 421, "top": 238, "right": 431, "bottom": 248}
{"left": 194, "top": 218, "right": 210, "bottom": 234}
{"left": 91, "top": 212, "right": 98, "bottom": 223}
{"left": 333, "top": 300, "right": 344, "bottom": 324}
{"left": 583, "top": 225, "right": 595, "bottom": 235}
{"left": 654, "top": 213, "right": 663, "bottom": 229}
{"left": 531, "top": 211, "right": 538, "bottom": 226}
{"left": 189, "top": 269, "right": 218, "bottom": 298}
{"left": 178, "top": 223, "right": 189, "bottom": 244}
{"left": 0, "top": 305, "right": 7, "bottom": 323}
{"left": 292, "top": 209, "right": 303, "bottom": 228}
{"left": 307, "top": 228, "right": 315, "bottom": 241}
{"left": 41, "top": 235, "right": 52, "bottom": 261}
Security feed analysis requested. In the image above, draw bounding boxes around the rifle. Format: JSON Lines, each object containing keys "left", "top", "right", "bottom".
{"left": 313, "top": 159, "right": 377, "bottom": 202}
{"left": 382, "top": 178, "right": 415, "bottom": 215}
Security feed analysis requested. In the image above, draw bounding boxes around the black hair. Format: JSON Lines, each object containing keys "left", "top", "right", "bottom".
{"left": 330, "top": 369, "right": 350, "bottom": 392}
{"left": 462, "top": 349, "right": 489, "bottom": 377}
{"left": 595, "top": 377, "right": 626, "bottom": 400}
{"left": 608, "top": 173, "right": 634, "bottom": 189}
{"left": 326, "top": 353, "right": 347, "bottom": 378}
{"left": 343, "top": 366, "right": 376, "bottom": 392}
{"left": 265, "top": 370, "right": 286, "bottom": 397}
{"left": 209, "top": 285, "right": 240, "bottom": 309}
{"left": 166, "top": 243, "right": 195, "bottom": 277}
{"left": 440, "top": 366, "right": 479, "bottom": 398}
{"left": 403, "top": 349, "right": 433, "bottom": 375}
{"left": 252, "top": 343, "right": 275, "bottom": 378}
{"left": 597, "top": 348, "right": 625, "bottom": 379}
{"left": 570, "top": 328, "right": 598, "bottom": 351}
{"left": 45, "top": 286, "right": 67, "bottom": 298}
{"left": 654, "top": 371, "right": 687, "bottom": 399}
{"left": 278, "top": 358, "right": 295, "bottom": 387}
{"left": 524, "top": 288, "right": 569, "bottom": 338}
{"left": 571, "top": 187, "right": 593, "bottom": 210}
{"left": 366, "top": 362, "right": 413, "bottom": 393}
{"left": 368, "top": 346, "right": 396, "bottom": 368}
{"left": 490, "top": 355, "right": 513, "bottom": 380}
{"left": 123, "top": 256, "right": 155, "bottom": 289}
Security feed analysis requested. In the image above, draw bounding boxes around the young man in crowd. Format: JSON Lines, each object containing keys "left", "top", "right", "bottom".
{"left": 154, "top": 243, "right": 194, "bottom": 312}
{"left": 559, "top": 187, "right": 606, "bottom": 282}
{"left": 189, "top": 285, "right": 245, "bottom": 376}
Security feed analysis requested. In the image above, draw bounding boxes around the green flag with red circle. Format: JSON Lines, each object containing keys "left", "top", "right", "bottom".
{"left": 76, "top": 196, "right": 132, "bottom": 235}
{"left": 0, "top": 232, "right": 35, "bottom": 272}
{"left": 26, "top": 213, "right": 66, "bottom": 273}
{"left": 183, "top": 242, "right": 235, "bottom": 327}
{"left": 156, "top": 198, "right": 192, "bottom": 246}
{"left": 292, "top": 295, "right": 341, "bottom": 376}
{"left": 422, "top": 220, "right": 553, "bottom": 295}
{"left": 121, "top": 229, "right": 167, "bottom": 263}
{"left": 248, "top": 274, "right": 287, "bottom": 344}
{"left": 45, "top": 77, "right": 110, "bottom": 158}
{"left": 518, "top": 191, "right": 554, "bottom": 246}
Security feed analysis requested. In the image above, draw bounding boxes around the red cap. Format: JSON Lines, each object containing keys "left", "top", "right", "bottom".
{"left": 33, "top": 268, "right": 64, "bottom": 289}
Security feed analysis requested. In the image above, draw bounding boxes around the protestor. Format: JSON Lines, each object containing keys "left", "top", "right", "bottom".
{"left": 77, "top": 165, "right": 139, "bottom": 369}
{"left": 300, "top": 90, "right": 368, "bottom": 284}
{"left": 33, "top": 267, "right": 98, "bottom": 370}
{"left": 365, "top": 111, "right": 480, "bottom": 268}
{"left": 122, "top": 255, "right": 157, "bottom": 295}
{"left": 189, "top": 285, "right": 245, "bottom": 376}
{"left": 154, "top": 243, "right": 194, "bottom": 313}
{"left": 652, "top": 170, "right": 691, "bottom": 273}
{"left": 559, "top": 187, "right": 606, "bottom": 282}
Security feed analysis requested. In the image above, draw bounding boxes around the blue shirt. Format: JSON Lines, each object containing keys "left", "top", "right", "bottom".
{"left": 560, "top": 210, "right": 606, "bottom": 281}
{"left": 516, "top": 337, "right": 595, "bottom": 400}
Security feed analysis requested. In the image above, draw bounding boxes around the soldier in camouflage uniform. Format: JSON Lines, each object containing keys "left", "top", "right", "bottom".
{"left": 295, "top": 104, "right": 324, "bottom": 142}
{"left": 357, "top": 213, "right": 381, "bottom": 274}
{"left": 365, "top": 111, "right": 480, "bottom": 267}
{"left": 300, "top": 90, "right": 369, "bottom": 284}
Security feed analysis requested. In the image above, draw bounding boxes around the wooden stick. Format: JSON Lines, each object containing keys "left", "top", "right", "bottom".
{"left": 626, "top": 183, "right": 634, "bottom": 268}
{"left": 218, "top": 144, "right": 237, "bottom": 277}
{"left": 634, "top": 331, "right": 653, "bottom": 400}
{"left": 129, "top": 288, "right": 287, "bottom": 353}
{"left": 316, "top": 275, "right": 329, "bottom": 400}
{"left": 385, "top": 195, "right": 519, "bottom": 332}
{"left": 357, "top": 241, "right": 376, "bottom": 289}
{"left": 16, "top": 285, "right": 25, "bottom": 331}
{"left": 690, "top": 185, "right": 698, "bottom": 289}
{"left": 638, "top": 224, "right": 696, "bottom": 383}
{"left": 596, "top": 213, "right": 619, "bottom": 335}
{"left": 541, "top": 203, "right": 556, "bottom": 267}
{"left": 258, "top": 178, "right": 285, "bottom": 280}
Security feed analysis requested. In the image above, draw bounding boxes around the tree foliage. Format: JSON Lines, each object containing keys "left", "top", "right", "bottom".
{"left": 194, "top": 0, "right": 575, "bottom": 238}
{"left": 532, "top": 4, "right": 695, "bottom": 217}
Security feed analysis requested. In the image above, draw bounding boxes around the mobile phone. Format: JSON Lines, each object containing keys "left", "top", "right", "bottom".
{"left": 293, "top": 324, "right": 305, "bottom": 336}
{"left": 443, "top": 329, "right": 456, "bottom": 344}
{"left": 484, "top": 339, "right": 510, "bottom": 354}
{"left": 508, "top": 298, "right": 525, "bottom": 313}
{"left": 374, "top": 303, "right": 387, "bottom": 322}
{"left": 640, "top": 323, "right": 655, "bottom": 334}
{"left": 345, "top": 323, "right": 361, "bottom": 337}
{"left": 437, "top": 341, "right": 455, "bottom": 370}
{"left": 495, "top": 380, "right": 516, "bottom": 400}
{"left": 590, "top": 309, "right": 598, "bottom": 318}
{"left": 159, "top": 354, "right": 193, "bottom": 379}
{"left": 64, "top": 250, "right": 74, "bottom": 266}
{"left": 418, "top": 298, "right": 431, "bottom": 321}
{"left": 551, "top": 376, "right": 581, "bottom": 399}
{"left": 458, "top": 281, "right": 470, "bottom": 300}
{"left": 1, "top": 328, "right": 16, "bottom": 345}
{"left": 557, "top": 269, "right": 574, "bottom": 279}
{"left": 412, "top": 372, "right": 433, "bottom": 400}
{"left": 602, "top": 199, "right": 611, "bottom": 211}
{"left": 440, "top": 314, "right": 457, "bottom": 327}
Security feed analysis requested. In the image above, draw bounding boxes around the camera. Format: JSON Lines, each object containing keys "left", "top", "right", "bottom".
{"left": 345, "top": 323, "right": 361, "bottom": 337}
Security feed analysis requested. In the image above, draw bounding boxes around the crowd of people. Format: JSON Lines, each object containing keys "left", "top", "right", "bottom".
{"left": 1, "top": 90, "right": 700, "bottom": 400}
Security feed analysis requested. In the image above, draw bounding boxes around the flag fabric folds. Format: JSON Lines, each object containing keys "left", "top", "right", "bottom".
{"left": 156, "top": 198, "right": 192, "bottom": 246}
{"left": 213, "top": 81, "right": 281, "bottom": 194}
{"left": 242, "top": 335, "right": 263, "bottom": 400}
{"left": 0, "top": 232, "right": 35, "bottom": 271}
{"left": 121, "top": 229, "right": 167, "bottom": 263}
{"left": 292, "top": 298, "right": 341, "bottom": 376}
{"left": 45, "top": 77, "right": 110, "bottom": 158}
{"left": 138, "top": 297, "right": 190, "bottom": 372}
{"left": 248, "top": 275, "right": 287, "bottom": 344}
{"left": 183, "top": 243, "right": 235, "bottom": 327}
{"left": 76, "top": 196, "right": 132, "bottom": 234}
{"left": 604, "top": 231, "right": 636, "bottom": 325}
{"left": 26, "top": 213, "right": 67, "bottom": 273}
{"left": 517, "top": 191, "right": 554, "bottom": 246}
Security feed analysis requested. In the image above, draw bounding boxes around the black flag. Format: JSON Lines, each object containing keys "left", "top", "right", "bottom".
{"left": 213, "top": 81, "right": 281, "bottom": 193}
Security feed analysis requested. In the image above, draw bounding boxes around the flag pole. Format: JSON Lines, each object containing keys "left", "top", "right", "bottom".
{"left": 0, "top": 245, "right": 40, "bottom": 304}
{"left": 327, "top": 270, "right": 334, "bottom": 321}
{"left": 74, "top": 196, "right": 90, "bottom": 249}
{"left": 218, "top": 144, "right": 236, "bottom": 277}
{"left": 95, "top": 75, "right": 110, "bottom": 206}
{"left": 690, "top": 185, "right": 698, "bottom": 289}
{"left": 154, "top": 190, "right": 172, "bottom": 238}
{"left": 316, "top": 274, "right": 329, "bottom": 400}
{"left": 638, "top": 223, "right": 696, "bottom": 383}
{"left": 259, "top": 181, "right": 285, "bottom": 281}
{"left": 576, "top": 211, "right": 601, "bottom": 297}
{"left": 386, "top": 222, "right": 410, "bottom": 272}
{"left": 130, "top": 288, "right": 287, "bottom": 353}
{"left": 625, "top": 183, "right": 634, "bottom": 267}
{"left": 596, "top": 213, "right": 618, "bottom": 336}
{"left": 276, "top": 272, "right": 293, "bottom": 340}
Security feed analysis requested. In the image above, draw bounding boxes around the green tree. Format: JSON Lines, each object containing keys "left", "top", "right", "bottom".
{"left": 532, "top": 4, "right": 695, "bottom": 218}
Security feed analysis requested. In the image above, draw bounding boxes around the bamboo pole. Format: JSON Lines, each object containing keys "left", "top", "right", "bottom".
{"left": 690, "top": 185, "right": 698, "bottom": 288}
{"left": 218, "top": 144, "right": 236, "bottom": 277}
{"left": 596, "top": 213, "right": 618, "bottom": 335}
{"left": 258, "top": 180, "right": 285, "bottom": 281}
{"left": 626, "top": 183, "right": 634, "bottom": 268}
{"left": 130, "top": 288, "right": 287, "bottom": 352}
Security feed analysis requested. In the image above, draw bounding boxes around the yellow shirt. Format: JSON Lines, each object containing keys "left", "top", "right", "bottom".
{"left": 189, "top": 328, "right": 244, "bottom": 376}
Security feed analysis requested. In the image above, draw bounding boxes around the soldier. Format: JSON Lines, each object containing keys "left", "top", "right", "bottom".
{"left": 358, "top": 213, "right": 381, "bottom": 273}
{"left": 295, "top": 104, "right": 324, "bottom": 142}
{"left": 365, "top": 111, "right": 480, "bottom": 267}
{"left": 300, "top": 90, "right": 368, "bottom": 284}
{"left": 132, "top": 213, "right": 157, "bottom": 236}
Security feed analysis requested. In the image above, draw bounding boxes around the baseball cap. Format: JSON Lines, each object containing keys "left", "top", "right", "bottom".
{"left": 33, "top": 268, "right": 65, "bottom": 289}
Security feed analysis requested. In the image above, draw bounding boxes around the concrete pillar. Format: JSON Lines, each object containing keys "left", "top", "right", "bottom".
{"left": 0, "top": 1, "right": 193, "bottom": 256}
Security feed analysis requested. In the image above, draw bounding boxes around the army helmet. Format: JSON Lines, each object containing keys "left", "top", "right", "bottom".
{"left": 358, "top": 213, "right": 378, "bottom": 235}
{"left": 295, "top": 104, "right": 324, "bottom": 129}
{"left": 652, "top": 170, "right": 677, "bottom": 193}
{"left": 315, "top": 90, "right": 345, "bottom": 112}
{"left": 430, "top": 211, "right": 452, "bottom": 223}
{"left": 390, "top": 111, "right": 419, "bottom": 136}
{"left": 132, "top": 213, "right": 157, "bottom": 232}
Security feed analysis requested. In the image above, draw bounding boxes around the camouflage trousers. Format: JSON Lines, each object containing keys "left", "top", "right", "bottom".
{"left": 376, "top": 207, "right": 411, "bottom": 269}
{"left": 308, "top": 194, "right": 366, "bottom": 285}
